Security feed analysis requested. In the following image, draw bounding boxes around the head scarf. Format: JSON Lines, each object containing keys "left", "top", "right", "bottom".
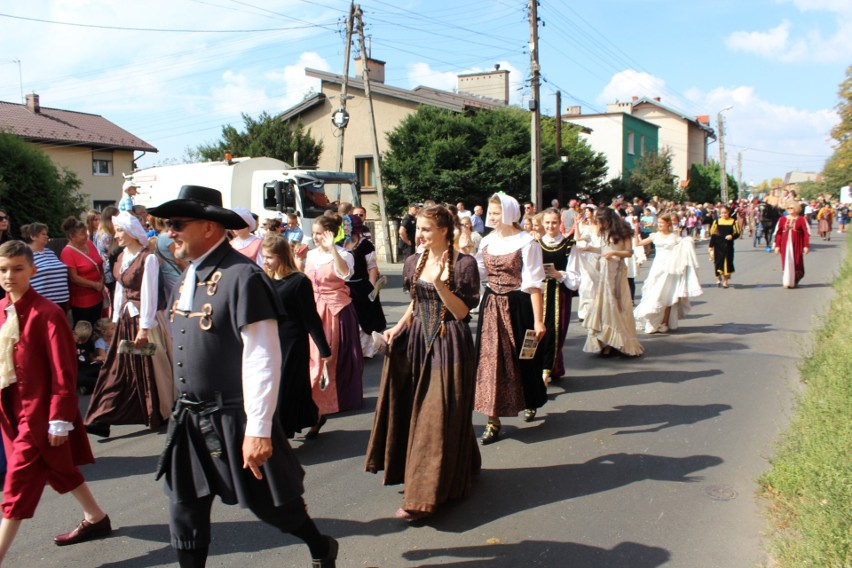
{"left": 112, "top": 210, "right": 149, "bottom": 246}
{"left": 485, "top": 193, "right": 521, "bottom": 228}
{"left": 232, "top": 207, "right": 257, "bottom": 233}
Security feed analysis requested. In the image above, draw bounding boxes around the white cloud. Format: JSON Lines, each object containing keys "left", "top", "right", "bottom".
{"left": 598, "top": 69, "right": 670, "bottom": 105}
{"left": 676, "top": 84, "right": 838, "bottom": 182}
{"left": 724, "top": 2, "right": 852, "bottom": 63}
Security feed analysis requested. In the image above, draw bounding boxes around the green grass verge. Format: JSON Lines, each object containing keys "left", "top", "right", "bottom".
{"left": 759, "top": 243, "right": 852, "bottom": 568}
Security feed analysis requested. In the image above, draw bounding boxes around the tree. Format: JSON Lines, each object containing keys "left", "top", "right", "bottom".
{"left": 189, "top": 112, "right": 323, "bottom": 166}
{"left": 627, "top": 148, "right": 679, "bottom": 203}
{"left": 822, "top": 64, "right": 851, "bottom": 193}
{"left": 685, "top": 160, "right": 738, "bottom": 204}
{"left": 0, "top": 132, "right": 86, "bottom": 236}
{"left": 381, "top": 105, "right": 608, "bottom": 214}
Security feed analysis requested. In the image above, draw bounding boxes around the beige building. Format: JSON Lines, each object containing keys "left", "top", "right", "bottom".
{"left": 605, "top": 97, "right": 715, "bottom": 186}
{"left": 277, "top": 59, "right": 509, "bottom": 217}
{"left": 0, "top": 94, "right": 157, "bottom": 209}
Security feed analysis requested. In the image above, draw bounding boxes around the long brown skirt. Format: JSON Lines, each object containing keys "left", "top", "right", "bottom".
{"left": 365, "top": 317, "right": 481, "bottom": 514}
{"left": 85, "top": 312, "right": 174, "bottom": 429}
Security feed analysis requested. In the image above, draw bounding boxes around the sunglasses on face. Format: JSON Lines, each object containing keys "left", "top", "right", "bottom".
{"left": 165, "top": 218, "right": 202, "bottom": 232}
{"left": 0, "top": 216, "right": 7, "bottom": 221}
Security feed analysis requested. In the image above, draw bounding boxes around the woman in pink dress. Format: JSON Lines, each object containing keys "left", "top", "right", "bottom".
{"left": 304, "top": 214, "right": 363, "bottom": 438}
{"left": 774, "top": 203, "right": 810, "bottom": 288}
{"left": 229, "top": 207, "right": 263, "bottom": 265}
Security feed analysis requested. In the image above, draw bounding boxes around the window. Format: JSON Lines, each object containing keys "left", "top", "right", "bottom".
{"left": 356, "top": 156, "right": 376, "bottom": 190}
{"left": 92, "top": 150, "right": 113, "bottom": 176}
{"left": 627, "top": 132, "right": 635, "bottom": 155}
{"left": 640, "top": 135, "right": 646, "bottom": 156}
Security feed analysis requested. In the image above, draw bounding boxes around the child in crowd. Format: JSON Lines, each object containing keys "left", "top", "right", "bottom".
{"left": 0, "top": 241, "right": 112, "bottom": 564}
{"left": 73, "top": 321, "right": 101, "bottom": 395}
{"left": 93, "top": 318, "right": 114, "bottom": 362}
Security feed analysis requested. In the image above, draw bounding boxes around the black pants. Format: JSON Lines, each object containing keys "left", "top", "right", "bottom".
{"left": 71, "top": 302, "right": 103, "bottom": 327}
{"left": 169, "top": 493, "right": 308, "bottom": 550}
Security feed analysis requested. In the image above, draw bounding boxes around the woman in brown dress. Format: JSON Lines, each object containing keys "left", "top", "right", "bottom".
{"left": 474, "top": 193, "right": 546, "bottom": 445}
{"left": 366, "top": 205, "right": 481, "bottom": 521}
{"left": 84, "top": 211, "right": 174, "bottom": 437}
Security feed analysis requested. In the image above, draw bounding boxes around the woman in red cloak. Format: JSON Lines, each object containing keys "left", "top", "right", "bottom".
{"left": 774, "top": 203, "right": 810, "bottom": 288}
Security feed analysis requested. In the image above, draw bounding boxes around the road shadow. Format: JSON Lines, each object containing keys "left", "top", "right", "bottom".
{"left": 511, "top": 403, "right": 731, "bottom": 443}
{"left": 675, "top": 323, "right": 773, "bottom": 335}
{"left": 292, "top": 426, "right": 372, "bottom": 466}
{"left": 80, "top": 454, "right": 159, "bottom": 482}
{"left": 428, "top": 453, "right": 723, "bottom": 533}
{"left": 564, "top": 369, "right": 723, "bottom": 392}
{"left": 403, "top": 539, "right": 670, "bottom": 567}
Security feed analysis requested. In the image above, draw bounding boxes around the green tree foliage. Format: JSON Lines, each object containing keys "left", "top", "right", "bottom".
{"left": 823, "top": 64, "right": 851, "bottom": 193}
{"left": 190, "top": 111, "right": 323, "bottom": 166}
{"left": 382, "top": 106, "right": 608, "bottom": 214}
{"left": 685, "top": 160, "right": 738, "bottom": 204}
{"left": 627, "top": 148, "right": 680, "bottom": 203}
{"left": 0, "top": 132, "right": 86, "bottom": 236}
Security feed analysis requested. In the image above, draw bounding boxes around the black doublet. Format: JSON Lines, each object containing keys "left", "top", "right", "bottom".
{"left": 159, "top": 241, "right": 305, "bottom": 508}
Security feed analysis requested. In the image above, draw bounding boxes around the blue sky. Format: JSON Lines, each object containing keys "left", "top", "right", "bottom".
{"left": 0, "top": 0, "right": 847, "bottom": 186}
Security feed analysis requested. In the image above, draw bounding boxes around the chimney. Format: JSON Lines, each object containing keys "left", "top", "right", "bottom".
{"left": 653, "top": 97, "right": 661, "bottom": 102}
{"left": 25, "top": 93, "right": 40, "bottom": 114}
{"left": 631, "top": 96, "right": 638, "bottom": 102}
{"left": 355, "top": 57, "right": 385, "bottom": 84}
{"left": 695, "top": 115, "right": 710, "bottom": 125}
{"left": 564, "top": 105, "right": 581, "bottom": 116}
{"left": 457, "top": 68, "right": 510, "bottom": 104}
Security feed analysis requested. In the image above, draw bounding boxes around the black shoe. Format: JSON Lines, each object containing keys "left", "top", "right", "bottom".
{"left": 481, "top": 423, "right": 501, "bottom": 445}
{"left": 523, "top": 408, "right": 537, "bottom": 422}
{"left": 304, "top": 415, "right": 327, "bottom": 440}
{"left": 85, "top": 423, "right": 110, "bottom": 438}
{"left": 312, "top": 535, "right": 338, "bottom": 568}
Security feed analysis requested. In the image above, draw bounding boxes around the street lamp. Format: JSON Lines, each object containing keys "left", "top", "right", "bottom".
{"left": 717, "top": 105, "right": 733, "bottom": 204}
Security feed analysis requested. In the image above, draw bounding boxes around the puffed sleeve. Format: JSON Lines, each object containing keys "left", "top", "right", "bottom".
{"left": 138, "top": 253, "right": 160, "bottom": 329}
{"left": 334, "top": 248, "right": 355, "bottom": 280}
{"left": 453, "top": 254, "right": 481, "bottom": 310}
{"left": 520, "top": 239, "right": 545, "bottom": 293}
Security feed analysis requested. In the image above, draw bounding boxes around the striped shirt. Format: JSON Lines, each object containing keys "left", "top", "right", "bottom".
{"left": 31, "top": 248, "right": 70, "bottom": 304}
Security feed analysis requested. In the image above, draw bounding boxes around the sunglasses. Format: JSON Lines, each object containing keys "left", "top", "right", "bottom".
{"left": 165, "top": 218, "right": 203, "bottom": 232}
{"left": 0, "top": 216, "right": 7, "bottom": 221}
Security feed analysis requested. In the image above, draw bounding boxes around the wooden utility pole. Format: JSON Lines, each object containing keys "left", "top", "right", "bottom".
{"left": 335, "top": 2, "right": 356, "bottom": 174}
{"left": 529, "top": 0, "right": 543, "bottom": 209}
{"left": 718, "top": 111, "right": 729, "bottom": 204}
{"left": 354, "top": 5, "right": 394, "bottom": 262}
{"left": 555, "top": 90, "right": 563, "bottom": 205}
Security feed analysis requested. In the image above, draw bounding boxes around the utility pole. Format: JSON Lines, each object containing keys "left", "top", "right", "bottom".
{"left": 334, "top": 3, "right": 355, "bottom": 174}
{"left": 555, "top": 90, "right": 563, "bottom": 205}
{"left": 717, "top": 106, "right": 732, "bottom": 204}
{"left": 529, "top": 0, "right": 542, "bottom": 209}
{"left": 354, "top": 5, "right": 394, "bottom": 262}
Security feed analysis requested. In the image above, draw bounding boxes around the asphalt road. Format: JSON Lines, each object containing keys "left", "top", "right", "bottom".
{"left": 6, "top": 232, "right": 847, "bottom": 568}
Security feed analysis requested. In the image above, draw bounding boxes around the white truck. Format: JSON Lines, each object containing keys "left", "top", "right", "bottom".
{"left": 130, "top": 157, "right": 362, "bottom": 232}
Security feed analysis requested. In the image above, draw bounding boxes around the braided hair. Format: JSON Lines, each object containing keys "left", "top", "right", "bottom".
{"left": 411, "top": 205, "right": 457, "bottom": 335}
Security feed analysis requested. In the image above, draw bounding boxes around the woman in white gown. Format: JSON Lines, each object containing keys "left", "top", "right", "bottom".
{"left": 575, "top": 205, "right": 604, "bottom": 322}
{"left": 633, "top": 212, "right": 703, "bottom": 334}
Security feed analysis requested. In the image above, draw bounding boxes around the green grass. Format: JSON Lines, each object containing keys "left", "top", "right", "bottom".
{"left": 759, "top": 244, "right": 852, "bottom": 568}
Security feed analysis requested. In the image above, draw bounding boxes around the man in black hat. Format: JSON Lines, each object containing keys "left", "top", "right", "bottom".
{"left": 148, "top": 186, "right": 337, "bottom": 568}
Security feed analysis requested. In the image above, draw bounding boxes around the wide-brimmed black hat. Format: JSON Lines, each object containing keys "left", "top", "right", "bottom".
{"left": 148, "top": 185, "right": 247, "bottom": 230}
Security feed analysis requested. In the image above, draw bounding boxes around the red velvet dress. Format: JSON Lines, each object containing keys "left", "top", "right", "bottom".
{"left": 774, "top": 215, "right": 809, "bottom": 287}
{"left": 0, "top": 288, "right": 94, "bottom": 519}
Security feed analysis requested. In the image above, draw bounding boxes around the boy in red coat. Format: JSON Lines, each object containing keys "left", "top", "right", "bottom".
{"left": 0, "top": 241, "right": 111, "bottom": 564}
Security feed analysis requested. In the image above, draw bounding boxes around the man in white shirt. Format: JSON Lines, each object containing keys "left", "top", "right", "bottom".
{"left": 149, "top": 186, "right": 338, "bottom": 568}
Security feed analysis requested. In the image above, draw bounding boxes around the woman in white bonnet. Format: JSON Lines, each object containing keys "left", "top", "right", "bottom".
{"left": 84, "top": 211, "right": 174, "bottom": 437}
{"left": 230, "top": 207, "right": 263, "bottom": 266}
{"left": 473, "top": 193, "right": 547, "bottom": 445}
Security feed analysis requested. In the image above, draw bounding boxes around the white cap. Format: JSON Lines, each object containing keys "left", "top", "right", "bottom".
{"left": 232, "top": 207, "right": 257, "bottom": 233}
{"left": 122, "top": 179, "right": 139, "bottom": 192}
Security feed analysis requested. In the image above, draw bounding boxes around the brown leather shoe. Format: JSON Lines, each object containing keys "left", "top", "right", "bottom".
{"left": 54, "top": 515, "right": 112, "bottom": 546}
